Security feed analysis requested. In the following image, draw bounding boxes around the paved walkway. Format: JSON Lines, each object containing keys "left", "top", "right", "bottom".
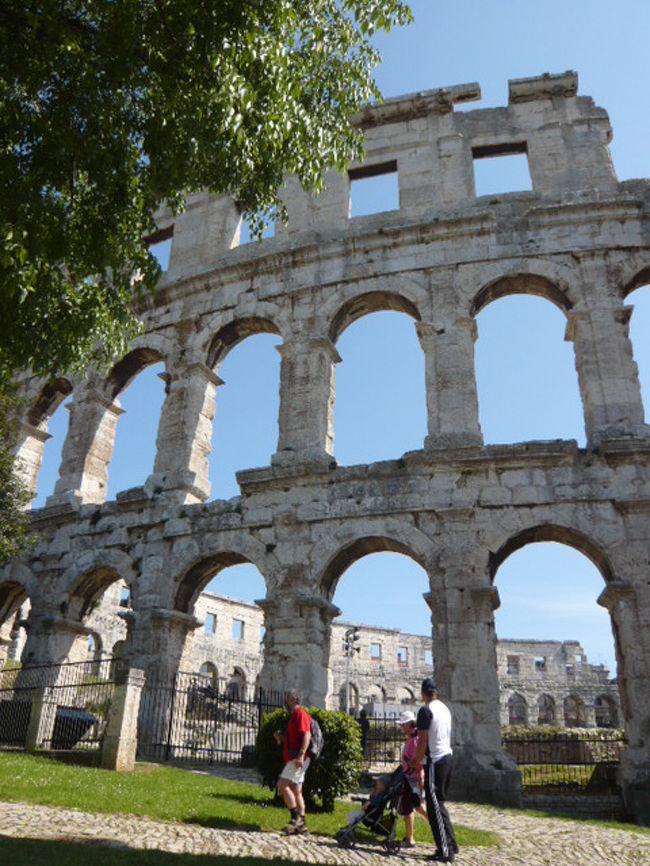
{"left": 0, "top": 798, "right": 648, "bottom": 865}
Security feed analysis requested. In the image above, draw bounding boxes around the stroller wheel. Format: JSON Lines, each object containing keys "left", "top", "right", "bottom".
{"left": 335, "top": 829, "right": 355, "bottom": 849}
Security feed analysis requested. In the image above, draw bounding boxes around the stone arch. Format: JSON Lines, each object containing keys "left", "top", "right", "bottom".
{"left": 316, "top": 525, "right": 434, "bottom": 600}
{"left": 26, "top": 377, "right": 74, "bottom": 428}
{"left": 488, "top": 524, "right": 615, "bottom": 585}
{"left": 105, "top": 347, "right": 165, "bottom": 401}
{"left": 595, "top": 694, "right": 618, "bottom": 728}
{"left": 60, "top": 549, "right": 137, "bottom": 622}
{"left": 328, "top": 290, "right": 422, "bottom": 344}
{"left": 470, "top": 270, "right": 574, "bottom": 317}
{"left": 366, "top": 684, "right": 386, "bottom": 704}
{"left": 206, "top": 316, "right": 282, "bottom": 371}
{"left": 564, "top": 693, "right": 586, "bottom": 727}
{"left": 507, "top": 692, "right": 528, "bottom": 725}
{"left": 396, "top": 685, "right": 415, "bottom": 705}
{"left": 0, "top": 579, "right": 30, "bottom": 667}
{"left": 172, "top": 535, "right": 274, "bottom": 614}
{"left": 339, "top": 681, "right": 360, "bottom": 711}
{"left": 622, "top": 265, "right": 650, "bottom": 299}
{"left": 537, "top": 693, "right": 556, "bottom": 725}
{"left": 199, "top": 660, "right": 218, "bottom": 687}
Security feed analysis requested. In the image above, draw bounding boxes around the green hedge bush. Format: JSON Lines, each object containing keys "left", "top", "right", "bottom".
{"left": 256, "top": 706, "right": 362, "bottom": 812}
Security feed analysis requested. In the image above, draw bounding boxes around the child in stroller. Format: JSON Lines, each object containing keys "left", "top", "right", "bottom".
{"left": 335, "top": 766, "right": 405, "bottom": 854}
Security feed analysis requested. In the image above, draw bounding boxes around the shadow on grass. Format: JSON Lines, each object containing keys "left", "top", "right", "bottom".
{"left": 0, "top": 836, "right": 332, "bottom": 866}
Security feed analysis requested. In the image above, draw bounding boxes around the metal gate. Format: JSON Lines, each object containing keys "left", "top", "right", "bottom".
{"left": 137, "top": 670, "right": 284, "bottom": 765}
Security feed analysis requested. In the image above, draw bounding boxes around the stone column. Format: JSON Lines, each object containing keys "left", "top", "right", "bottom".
{"left": 272, "top": 337, "right": 340, "bottom": 468}
{"left": 13, "top": 421, "right": 51, "bottom": 502}
{"left": 102, "top": 666, "right": 146, "bottom": 771}
{"left": 258, "top": 592, "right": 340, "bottom": 707}
{"left": 567, "top": 306, "right": 650, "bottom": 446}
{"left": 416, "top": 319, "right": 483, "bottom": 450}
{"left": 425, "top": 583, "right": 521, "bottom": 806}
{"left": 598, "top": 581, "right": 650, "bottom": 825}
{"left": 145, "top": 362, "right": 221, "bottom": 504}
{"left": 126, "top": 607, "right": 201, "bottom": 760}
{"left": 46, "top": 388, "right": 123, "bottom": 507}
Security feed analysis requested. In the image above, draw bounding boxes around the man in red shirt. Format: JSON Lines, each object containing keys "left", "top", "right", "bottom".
{"left": 275, "top": 689, "right": 312, "bottom": 835}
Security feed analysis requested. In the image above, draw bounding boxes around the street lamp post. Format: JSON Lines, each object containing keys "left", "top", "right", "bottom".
{"left": 343, "top": 626, "right": 360, "bottom": 714}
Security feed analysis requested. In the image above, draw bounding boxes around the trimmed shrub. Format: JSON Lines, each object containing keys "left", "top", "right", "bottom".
{"left": 257, "top": 706, "right": 362, "bottom": 811}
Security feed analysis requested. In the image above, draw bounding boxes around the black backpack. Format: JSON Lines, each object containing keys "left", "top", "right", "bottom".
{"left": 308, "top": 716, "right": 324, "bottom": 760}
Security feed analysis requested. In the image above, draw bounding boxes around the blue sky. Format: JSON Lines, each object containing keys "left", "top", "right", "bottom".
{"left": 32, "top": 1, "right": 650, "bottom": 676}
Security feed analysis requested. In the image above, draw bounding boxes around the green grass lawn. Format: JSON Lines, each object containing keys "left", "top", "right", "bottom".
{"left": 0, "top": 752, "right": 497, "bottom": 848}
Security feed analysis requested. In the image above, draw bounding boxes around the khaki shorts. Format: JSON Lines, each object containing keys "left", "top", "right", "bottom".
{"left": 279, "top": 757, "right": 311, "bottom": 786}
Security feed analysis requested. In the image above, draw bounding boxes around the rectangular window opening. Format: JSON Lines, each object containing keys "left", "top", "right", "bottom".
{"left": 370, "top": 642, "right": 382, "bottom": 661}
{"left": 146, "top": 226, "right": 174, "bottom": 272}
{"left": 239, "top": 215, "right": 275, "bottom": 245}
{"left": 232, "top": 619, "right": 245, "bottom": 640}
{"left": 349, "top": 160, "right": 399, "bottom": 218}
{"left": 472, "top": 143, "right": 532, "bottom": 197}
{"left": 119, "top": 587, "right": 131, "bottom": 608}
{"left": 397, "top": 646, "right": 408, "bottom": 667}
{"left": 204, "top": 613, "right": 217, "bottom": 636}
{"left": 534, "top": 656, "right": 547, "bottom": 672}
{"left": 506, "top": 655, "right": 520, "bottom": 676}
{"left": 424, "top": 649, "right": 433, "bottom": 667}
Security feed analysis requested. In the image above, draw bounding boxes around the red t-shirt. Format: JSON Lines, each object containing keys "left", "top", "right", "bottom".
{"left": 283, "top": 706, "right": 311, "bottom": 763}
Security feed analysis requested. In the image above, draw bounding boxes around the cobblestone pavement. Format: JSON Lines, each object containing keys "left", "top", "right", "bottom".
{"left": 0, "top": 798, "right": 649, "bottom": 865}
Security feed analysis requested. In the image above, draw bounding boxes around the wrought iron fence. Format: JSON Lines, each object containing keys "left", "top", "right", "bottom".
{"left": 137, "top": 670, "right": 285, "bottom": 766}
{"left": 0, "top": 658, "right": 116, "bottom": 752}
{"left": 362, "top": 713, "right": 404, "bottom": 767}
{"left": 502, "top": 729, "right": 625, "bottom": 790}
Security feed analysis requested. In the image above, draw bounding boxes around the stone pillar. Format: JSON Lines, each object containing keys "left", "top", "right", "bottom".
{"left": 258, "top": 592, "right": 340, "bottom": 707}
{"left": 416, "top": 319, "right": 483, "bottom": 449}
{"left": 275, "top": 169, "right": 349, "bottom": 239}
{"left": 583, "top": 703, "right": 597, "bottom": 729}
{"left": 46, "top": 388, "right": 123, "bottom": 507}
{"left": 567, "top": 306, "right": 650, "bottom": 446}
{"left": 272, "top": 337, "right": 340, "bottom": 468}
{"left": 102, "top": 666, "right": 146, "bottom": 771}
{"left": 598, "top": 581, "right": 650, "bottom": 825}
{"left": 25, "top": 685, "right": 58, "bottom": 752}
{"left": 425, "top": 583, "right": 522, "bottom": 806}
{"left": 126, "top": 607, "right": 201, "bottom": 760}
{"left": 145, "top": 362, "right": 221, "bottom": 503}
{"left": 13, "top": 421, "right": 51, "bottom": 502}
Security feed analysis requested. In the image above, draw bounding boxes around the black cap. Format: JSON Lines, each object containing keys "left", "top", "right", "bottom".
{"left": 421, "top": 678, "right": 437, "bottom": 696}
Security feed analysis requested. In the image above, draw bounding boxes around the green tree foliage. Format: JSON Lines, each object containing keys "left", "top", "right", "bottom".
{"left": 0, "top": 384, "right": 31, "bottom": 565}
{"left": 257, "top": 707, "right": 363, "bottom": 811}
{"left": 0, "top": 0, "right": 411, "bottom": 562}
{"left": 0, "top": 0, "right": 412, "bottom": 380}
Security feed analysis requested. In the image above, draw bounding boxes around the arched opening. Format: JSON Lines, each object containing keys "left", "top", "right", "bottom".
{"left": 332, "top": 297, "right": 426, "bottom": 465}
{"left": 595, "top": 694, "right": 619, "bottom": 729}
{"left": 492, "top": 534, "right": 620, "bottom": 729}
{"left": 339, "top": 682, "right": 360, "bottom": 712}
{"left": 176, "top": 557, "right": 267, "bottom": 700}
{"left": 508, "top": 692, "right": 528, "bottom": 726}
{"left": 0, "top": 582, "right": 30, "bottom": 670}
{"left": 564, "top": 694, "right": 586, "bottom": 728}
{"left": 396, "top": 686, "right": 415, "bottom": 705}
{"left": 65, "top": 571, "right": 131, "bottom": 671}
{"left": 105, "top": 350, "right": 167, "bottom": 499}
{"left": 26, "top": 379, "right": 73, "bottom": 508}
{"left": 537, "top": 694, "right": 556, "bottom": 725}
{"left": 624, "top": 283, "right": 650, "bottom": 422}
{"left": 198, "top": 661, "right": 218, "bottom": 689}
{"left": 325, "top": 540, "right": 432, "bottom": 723}
{"left": 474, "top": 290, "right": 584, "bottom": 445}
{"left": 207, "top": 319, "right": 281, "bottom": 499}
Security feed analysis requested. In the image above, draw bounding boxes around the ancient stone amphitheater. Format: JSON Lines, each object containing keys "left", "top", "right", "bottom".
{"left": 3, "top": 71, "right": 649, "bottom": 821}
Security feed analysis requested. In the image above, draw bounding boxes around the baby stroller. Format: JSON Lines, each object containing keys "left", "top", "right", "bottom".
{"left": 335, "top": 766, "right": 405, "bottom": 854}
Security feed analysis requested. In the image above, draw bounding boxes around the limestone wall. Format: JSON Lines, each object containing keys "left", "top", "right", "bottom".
{"left": 3, "top": 71, "right": 650, "bottom": 817}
